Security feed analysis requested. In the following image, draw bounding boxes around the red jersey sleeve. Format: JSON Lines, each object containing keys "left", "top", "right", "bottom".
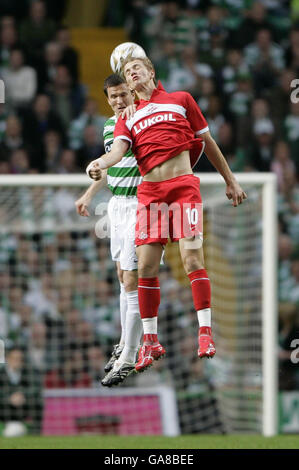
{"left": 113, "top": 116, "right": 133, "bottom": 146}
{"left": 184, "top": 93, "right": 209, "bottom": 136}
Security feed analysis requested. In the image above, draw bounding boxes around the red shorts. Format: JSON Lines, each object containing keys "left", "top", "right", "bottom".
{"left": 135, "top": 174, "right": 203, "bottom": 246}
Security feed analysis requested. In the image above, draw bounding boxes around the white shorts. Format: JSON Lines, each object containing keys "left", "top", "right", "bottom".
{"left": 108, "top": 195, "right": 138, "bottom": 271}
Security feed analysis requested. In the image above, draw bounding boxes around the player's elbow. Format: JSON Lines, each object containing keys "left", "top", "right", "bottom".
{"left": 202, "top": 134, "right": 219, "bottom": 154}
{"left": 200, "top": 131, "right": 214, "bottom": 146}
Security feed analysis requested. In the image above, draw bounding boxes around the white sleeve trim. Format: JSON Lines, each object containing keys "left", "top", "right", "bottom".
{"left": 114, "top": 135, "right": 132, "bottom": 147}
{"left": 195, "top": 126, "right": 209, "bottom": 136}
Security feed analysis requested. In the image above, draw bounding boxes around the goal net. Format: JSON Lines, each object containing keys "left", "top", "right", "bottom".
{"left": 0, "top": 173, "right": 277, "bottom": 437}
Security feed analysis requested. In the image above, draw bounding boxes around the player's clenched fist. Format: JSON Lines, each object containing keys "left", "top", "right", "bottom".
{"left": 86, "top": 160, "right": 102, "bottom": 181}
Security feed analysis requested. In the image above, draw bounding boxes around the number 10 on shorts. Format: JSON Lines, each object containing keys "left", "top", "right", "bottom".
{"left": 186, "top": 207, "right": 199, "bottom": 226}
{"left": 184, "top": 203, "right": 202, "bottom": 235}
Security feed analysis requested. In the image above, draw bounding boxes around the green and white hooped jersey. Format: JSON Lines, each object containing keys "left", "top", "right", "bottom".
{"left": 104, "top": 116, "right": 142, "bottom": 196}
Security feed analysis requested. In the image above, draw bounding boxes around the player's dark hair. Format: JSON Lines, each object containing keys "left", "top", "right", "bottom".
{"left": 103, "top": 74, "right": 126, "bottom": 96}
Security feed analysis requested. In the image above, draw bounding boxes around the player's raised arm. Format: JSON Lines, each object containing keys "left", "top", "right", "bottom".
{"left": 75, "top": 171, "right": 107, "bottom": 216}
{"left": 200, "top": 130, "right": 247, "bottom": 207}
{"left": 86, "top": 138, "right": 129, "bottom": 181}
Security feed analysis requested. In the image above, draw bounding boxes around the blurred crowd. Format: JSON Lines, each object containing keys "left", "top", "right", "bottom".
{"left": 0, "top": 0, "right": 106, "bottom": 175}
{"left": 0, "top": 0, "right": 298, "bottom": 434}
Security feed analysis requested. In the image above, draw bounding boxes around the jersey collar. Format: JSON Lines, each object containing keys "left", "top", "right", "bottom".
{"left": 136, "top": 81, "right": 165, "bottom": 105}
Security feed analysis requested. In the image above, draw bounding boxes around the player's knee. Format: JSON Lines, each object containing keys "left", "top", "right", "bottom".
{"left": 138, "top": 262, "right": 159, "bottom": 278}
{"left": 123, "top": 271, "right": 138, "bottom": 292}
{"left": 182, "top": 254, "right": 204, "bottom": 274}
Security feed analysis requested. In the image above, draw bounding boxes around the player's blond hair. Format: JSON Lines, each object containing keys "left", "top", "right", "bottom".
{"left": 121, "top": 55, "right": 155, "bottom": 77}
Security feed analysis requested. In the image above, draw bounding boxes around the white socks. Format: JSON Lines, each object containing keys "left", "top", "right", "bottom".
{"left": 197, "top": 308, "right": 211, "bottom": 328}
{"left": 119, "top": 283, "right": 127, "bottom": 347}
{"left": 118, "top": 290, "right": 143, "bottom": 364}
{"left": 142, "top": 317, "right": 158, "bottom": 335}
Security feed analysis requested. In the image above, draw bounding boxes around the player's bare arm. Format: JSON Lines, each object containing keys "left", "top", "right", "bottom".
{"left": 86, "top": 139, "right": 129, "bottom": 181}
{"left": 201, "top": 131, "right": 247, "bottom": 207}
{"left": 75, "top": 172, "right": 107, "bottom": 216}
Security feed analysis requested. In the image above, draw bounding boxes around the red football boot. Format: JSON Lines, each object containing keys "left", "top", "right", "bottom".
{"left": 135, "top": 341, "right": 166, "bottom": 372}
{"left": 198, "top": 328, "right": 216, "bottom": 358}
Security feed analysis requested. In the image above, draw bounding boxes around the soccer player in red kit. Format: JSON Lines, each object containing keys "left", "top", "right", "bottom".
{"left": 86, "top": 56, "right": 247, "bottom": 373}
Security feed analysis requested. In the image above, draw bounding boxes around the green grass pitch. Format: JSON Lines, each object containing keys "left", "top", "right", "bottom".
{"left": 0, "top": 435, "right": 298, "bottom": 449}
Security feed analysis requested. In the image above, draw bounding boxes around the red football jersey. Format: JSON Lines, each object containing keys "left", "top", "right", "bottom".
{"left": 114, "top": 82, "right": 209, "bottom": 176}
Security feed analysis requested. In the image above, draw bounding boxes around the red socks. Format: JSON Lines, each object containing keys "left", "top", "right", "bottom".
{"left": 138, "top": 277, "right": 160, "bottom": 345}
{"left": 138, "top": 271, "right": 212, "bottom": 344}
{"left": 138, "top": 277, "right": 160, "bottom": 319}
{"left": 187, "top": 269, "right": 211, "bottom": 311}
{"left": 188, "top": 269, "right": 212, "bottom": 336}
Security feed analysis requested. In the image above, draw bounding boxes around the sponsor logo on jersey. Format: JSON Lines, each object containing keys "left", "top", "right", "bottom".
{"left": 133, "top": 113, "right": 176, "bottom": 135}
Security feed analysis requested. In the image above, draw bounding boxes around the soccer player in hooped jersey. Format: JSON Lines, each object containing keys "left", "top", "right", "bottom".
{"left": 87, "top": 56, "right": 247, "bottom": 372}
{"left": 76, "top": 74, "right": 143, "bottom": 386}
